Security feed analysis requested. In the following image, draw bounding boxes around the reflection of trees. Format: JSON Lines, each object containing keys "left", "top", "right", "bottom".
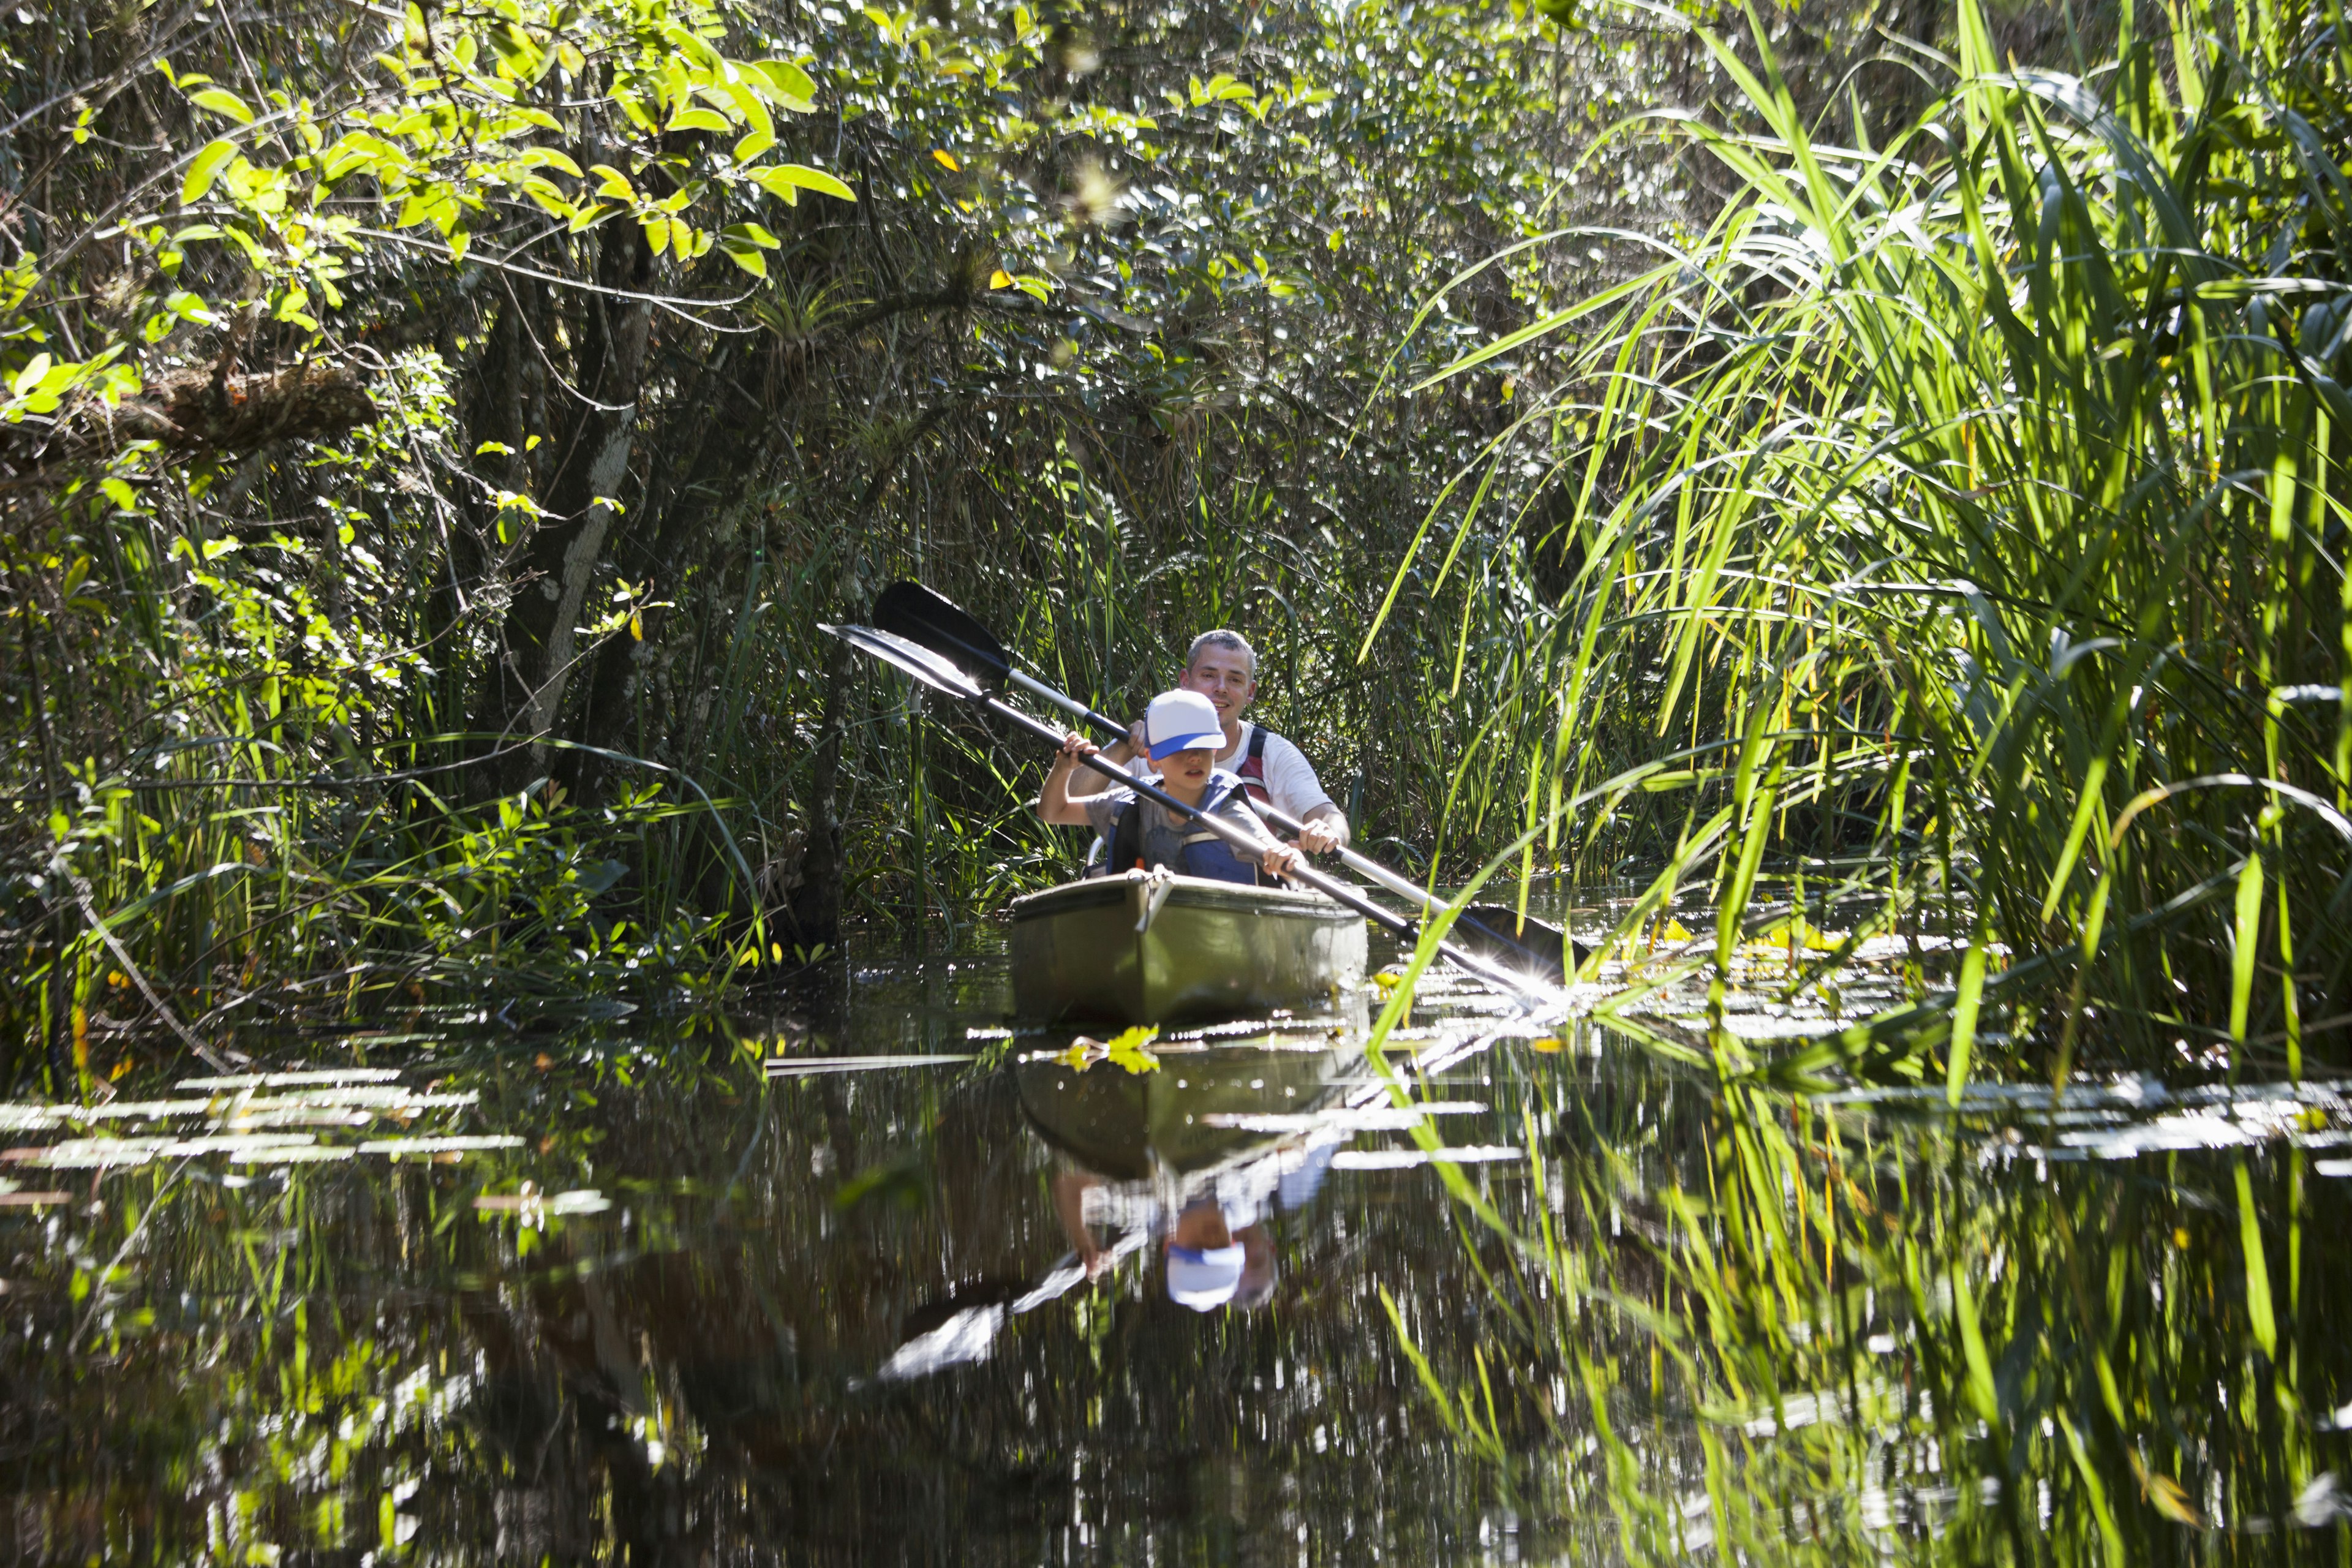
{"left": 1, "top": 1041, "right": 1562, "bottom": 1561}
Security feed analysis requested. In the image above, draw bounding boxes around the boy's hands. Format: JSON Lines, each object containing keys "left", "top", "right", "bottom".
{"left": 1260, "top": 843, "right": 1301, "bottom": 880}
{"left": 1039, "top": 733, "right": 1103, "bottom": 824}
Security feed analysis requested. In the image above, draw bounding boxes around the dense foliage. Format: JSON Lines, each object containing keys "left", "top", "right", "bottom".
{"left": 1, "top": 0, "right": 1698, "bottom": 1084}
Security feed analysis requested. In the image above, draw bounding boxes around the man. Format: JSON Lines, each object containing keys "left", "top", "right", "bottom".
{"left": 1071, "top": 629, "right": 1350, "bottom": 855}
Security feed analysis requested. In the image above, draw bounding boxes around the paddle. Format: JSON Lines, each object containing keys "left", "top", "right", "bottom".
{"left": 824, "top": 622, "right": 1559, "bottom": 1004}
{"left": 870, "top": 580, "right": 1583, "bottom": 979}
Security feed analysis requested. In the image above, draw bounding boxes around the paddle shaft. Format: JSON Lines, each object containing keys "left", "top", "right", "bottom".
{"left": 1012, "top": 674, "right": 1465, "bottom": 915}
{"left": 999, "top": 696, "right": 1544, "bottom": 1000}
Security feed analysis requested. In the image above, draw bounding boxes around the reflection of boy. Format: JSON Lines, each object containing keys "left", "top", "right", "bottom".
{"left": 1052, "top": 1147, "right": 1332, "bottom": 1311}
{"left": 1166, "top": 1197, "right": 1254, "bottom": 1312}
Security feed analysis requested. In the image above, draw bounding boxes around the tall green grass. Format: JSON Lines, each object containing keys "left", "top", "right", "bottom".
{"left": 1401, "top": 0, "right": 2352, "bottom": 1073}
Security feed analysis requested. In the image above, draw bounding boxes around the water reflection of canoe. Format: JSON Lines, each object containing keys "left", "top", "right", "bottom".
{"left": 1014, "top": 1038, "right": 1352, "bottom": 1179}
{"left": 1008, "top": 872, "right": 1368, "bottom": 1025}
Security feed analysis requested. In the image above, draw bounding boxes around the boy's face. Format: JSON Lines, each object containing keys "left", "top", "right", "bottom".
{"left": 1159, "top": 745, "right": 1215, "bottom": 791}
{"left": 1179, "top": 649, "right": 1256, "bottom": 731}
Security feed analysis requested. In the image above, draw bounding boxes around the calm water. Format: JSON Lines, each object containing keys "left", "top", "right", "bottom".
{"left": 2, "top": 894, "right": 2347, "bottom": 1563}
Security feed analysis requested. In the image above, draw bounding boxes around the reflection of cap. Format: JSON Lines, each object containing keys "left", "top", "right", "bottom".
{"left": 1166, "top": 1243, "right": 1246, "bottom": 1311}
{"left": 1145, "top": 690, "right": 1224, "bottom": 761}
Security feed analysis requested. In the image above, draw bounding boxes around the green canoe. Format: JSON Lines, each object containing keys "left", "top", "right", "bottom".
{"left": 1008, "top": 872, "right": 1369, "bottom": 1025}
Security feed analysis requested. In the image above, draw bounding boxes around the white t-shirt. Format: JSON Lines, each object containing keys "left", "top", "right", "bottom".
{"left": 1218, "top": 722, "right": 1336, "bottom": 824}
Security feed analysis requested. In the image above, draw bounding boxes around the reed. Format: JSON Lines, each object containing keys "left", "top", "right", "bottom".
{"left": 1400, "top": 0, "right": 2352, "bottom": 1073}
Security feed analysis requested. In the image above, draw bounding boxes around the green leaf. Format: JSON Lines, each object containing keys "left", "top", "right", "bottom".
{"left": 666, "top": 106, "right": 731, "bottom": 134}
{"left": 10, "top": 352, "right": 53, "bottom": 397}
{"left": 183, "top": 139, "right": 241, "bottom": 203}
{"left": 2230, "top": 852, "right": 2263, "bottom": 1041}
{"left": 614, "top": 91, "right": 658, "bottom": 132}
{"left": 751, "top": 59, "right": 817, "bottom": 109}
{"left": 715, "top": 80, "right": 773, "bottom": 138}
{"left": 519, "top": 148, "right": 582, "bottom": 178}
{"left": 1102, "top": 1024, "right": 1160, "bottom": 1074}
{"left": 719, "top": 243, "right": 767, "bottom": 277}
{"left": 2237, "top": 1163, "right": 2277, "bottom": 1359}
{"left": 758, "top": 163, "right": 854, "bottom": 202}
{"left": 519, "top": 176, "right": 576, "bottom": 221}
{"left": 1950, "top": 1269, "right": 2002, "bottom": 1425}
{"left": 732, "top": 127, "right": 775, "bottom": 162}
{"left": 720, "top": 221, "right": 780, "bottom": 249}
{"left": 188, "top": 87, "right": 255, "bottom": 124}
{"left": 2056, "top": 1412, "right": 2128, "bottom": 1568}
{"left": 164, "top": 288, "right": 216, "bottom": 324}
{"left": 1944, "top": 937, "right": 1987, "bottom": 1106}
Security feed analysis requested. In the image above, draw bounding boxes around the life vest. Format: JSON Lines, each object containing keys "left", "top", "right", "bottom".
{"left": 1093, "top": 770, "right": 1264, "bottom": 886}
{"left": 1233, "top": 725, "right": 1275, "bottom": 805}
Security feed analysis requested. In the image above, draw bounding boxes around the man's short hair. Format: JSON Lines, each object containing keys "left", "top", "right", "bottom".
{"left": 1185, "top": 629, "right": 1257, "bottom": 676}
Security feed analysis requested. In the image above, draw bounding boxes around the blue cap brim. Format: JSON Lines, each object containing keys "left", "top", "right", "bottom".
{"left": 1148, "top": 730, "right": 1223, "bottom": 761}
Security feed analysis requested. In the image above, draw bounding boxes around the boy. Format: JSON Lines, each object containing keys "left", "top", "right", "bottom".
{"left": 1038, "top": 690, "right": 1300, "bottom": 884}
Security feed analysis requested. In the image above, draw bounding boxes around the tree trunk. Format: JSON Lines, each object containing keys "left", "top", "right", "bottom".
{"left": 568, "top": 344, "right": 740, "bottom": 788}
{"left": 480, "top": 222, "right": 655, "bottom": 788}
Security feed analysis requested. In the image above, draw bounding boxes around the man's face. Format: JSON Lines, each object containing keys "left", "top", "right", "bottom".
{"left": 1179, "top": 647, "right": 1256, "bottom": 730}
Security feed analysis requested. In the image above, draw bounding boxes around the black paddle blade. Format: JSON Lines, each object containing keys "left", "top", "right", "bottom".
{"left": 872, "top": 581, "right": 1013, "bottom": 688}
{"left": 823, "top": 623, "right": 987, "bottom": 702}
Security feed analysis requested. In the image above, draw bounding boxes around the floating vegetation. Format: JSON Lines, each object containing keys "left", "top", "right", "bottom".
{"left": 0, "top": 1071, "right": 510, "bottom": 1170}
{"left": 1200, "top": 1104, "right": 1488, "bottom": 1133}
{"left": 0, "top": 1183, "right": 70, "bottom": 1206}
{"left": 473, "top": 1183, "right": 612, "bottom": 1218}
{"left": 764, "top": 1054, "right": 979, "bottom": 1079}
{"left": 1050, "top": 1025, "right": 1163, "bottom": 1075}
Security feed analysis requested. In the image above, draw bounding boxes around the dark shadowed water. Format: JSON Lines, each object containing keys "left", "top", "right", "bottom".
{"left": 3, "top": 893, "right": 2348, "bottom": 1563}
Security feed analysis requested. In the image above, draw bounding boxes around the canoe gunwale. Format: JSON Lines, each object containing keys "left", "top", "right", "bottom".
{"left": 1008, "top": 871, "right": 1362, "bottom": 927}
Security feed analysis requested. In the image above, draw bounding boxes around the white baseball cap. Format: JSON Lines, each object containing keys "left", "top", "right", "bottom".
{"left": 1145, "top": 689, "right": 1224, "bottom": 761}
{"left": 1166, "top": 1243, "right": 1246, "bottom": 1311}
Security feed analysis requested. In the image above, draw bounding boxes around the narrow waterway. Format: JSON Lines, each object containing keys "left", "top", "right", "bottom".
{"left": 2, "top": 893, "right": 2344, "bottom": 1562}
